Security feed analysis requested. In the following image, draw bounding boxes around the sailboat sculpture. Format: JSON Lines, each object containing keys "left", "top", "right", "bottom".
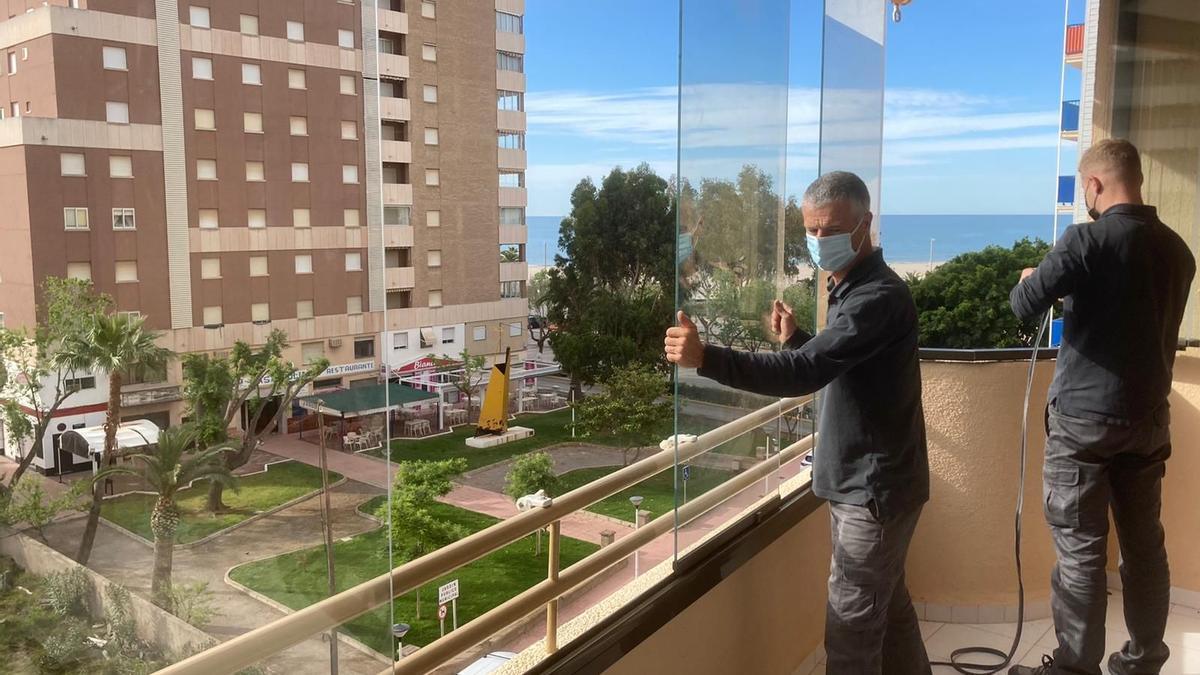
{"left": 475, "top": 347, "right": 511, "bottom": 436}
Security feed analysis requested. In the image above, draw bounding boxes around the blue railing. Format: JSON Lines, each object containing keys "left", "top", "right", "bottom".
{"left": 1061, "top": 100, "right": 1080, "bottom": 134}
{"left": 1058, "top": 175, "right": 1075, "bottom": 206}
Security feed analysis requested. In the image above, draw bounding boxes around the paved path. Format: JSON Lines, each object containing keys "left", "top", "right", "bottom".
{"left": 264, "top": 433, "right": 395, "bottom": 490}
{"left": 40, "top": 480, "right": 388, "bottom": 675}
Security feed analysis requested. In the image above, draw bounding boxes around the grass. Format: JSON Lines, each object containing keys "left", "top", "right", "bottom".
{"left": 228, "top": 498, "right": 598, "bottom": 654}
{"left": 557, "top": 465, "right": 737, "bottom": 522}
{"left": 101, "top": 461, "right": 342, "bottom": 545}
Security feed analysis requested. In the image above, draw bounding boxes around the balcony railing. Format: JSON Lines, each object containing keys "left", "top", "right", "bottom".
{"left": 156, "top": 395, "right": 814, "bottom": 675}
{"left": 1061, "top": 99, "right": 1080, "bottom": 136}
{"left": 380, "top": 96, "right": 411, "bottom": 121}
{"left": 1065, "top": 23, "right": 1083, "bottom": 63}
{"left": 385, "top": 266, "right": 415, "bottom": 289}
{"left": 1057, "top": 175, "right": 1075, "bottom": 208}
{"left": 378, "top": 7, "right": 408, "bottom": 34}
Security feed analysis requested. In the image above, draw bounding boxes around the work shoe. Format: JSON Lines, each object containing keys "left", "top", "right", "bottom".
{"left": 1010, "top": 655, "right": 1057, "bottom": 675}
{"left": 1106, "top": 652, "right": 1131, "bottom": 675}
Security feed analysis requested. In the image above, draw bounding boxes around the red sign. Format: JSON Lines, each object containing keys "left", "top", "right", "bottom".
{"left": 438, "top": 604, "right": 448, "bottom": 620}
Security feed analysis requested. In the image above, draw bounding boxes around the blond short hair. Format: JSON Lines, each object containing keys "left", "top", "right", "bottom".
{"left": 1079, "top": 138, "right": 1143, "bottom": 186}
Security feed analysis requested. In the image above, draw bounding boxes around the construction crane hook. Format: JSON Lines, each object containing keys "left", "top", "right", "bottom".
{"left": 892, "top": 0, "right": 912, "bottom": 23}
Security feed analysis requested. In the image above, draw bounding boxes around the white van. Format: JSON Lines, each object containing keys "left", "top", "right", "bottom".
{"left": 457, "top": 651, "right": 517, "bottom": 675}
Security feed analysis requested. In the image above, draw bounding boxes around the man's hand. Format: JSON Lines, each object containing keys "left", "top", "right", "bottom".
{"left": 665, "top": 311, "right": 705, "bottom": 369}
{"left": 771, "top": 299, "right": 798, "bottom": 344}
{"left": 1020, "top": 267, "right": 1036, "bottom": 282}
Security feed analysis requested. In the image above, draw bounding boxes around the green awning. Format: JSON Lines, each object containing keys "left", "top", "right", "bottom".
{"left": 298, "top": 382, "right": 438, "bottom": 417}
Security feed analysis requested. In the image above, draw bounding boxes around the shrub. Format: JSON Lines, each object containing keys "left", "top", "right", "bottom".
{"left": 42, "top": 566, "right": 90, "bottom": 617}
{"left": 104, "top": 584, "right": 138, "bottom": 656}
{"left": 36, "top": 616, "right": 89, "bottom": 670}
{"left": 505, "top": 452, "right": 561, "bottom": 501}
{"left": 164, "top": 580, "right": 217, "bottom": 628}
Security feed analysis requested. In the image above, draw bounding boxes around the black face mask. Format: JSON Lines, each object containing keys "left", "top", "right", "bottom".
{"left": 1084, "top": 180, "right": 1101, "bottom": 221}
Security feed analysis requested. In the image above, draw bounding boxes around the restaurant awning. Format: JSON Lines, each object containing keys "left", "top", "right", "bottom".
{"left": 60, "top": 419, "right": 161, "bottom": 460}
{"left": 298, "top": 381, "right": 439, "bottom": 418}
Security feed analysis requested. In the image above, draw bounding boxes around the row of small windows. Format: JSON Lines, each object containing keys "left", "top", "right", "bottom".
{"left": 187, "top": 6, "right": 357, "bottom": 49}
{"left": 194, "top": 109, "right": 359, "bottom": 140}
{"left": 192, "top": 57, "right": 358, "bottom": 95}
{"left": 496, "top": 11, "right": 523, "bottom": 34}
{"left": 63, "top": 208, "right": 134, "bottom": 231}
{"left": 498, "top": 90, "right": 524, "bottom": 111}
{"left": 496, "top": 51, "right": 523, "bottom": 73}
{"left": 498, "top": 131, "right": 525, "bottom": 150}
{"left": 60, "top": 152, "right": 362, "bottom": 185}
{"left": 200, "top": 296, "right": 370, "bottom": 328}
{"left": 64, "top": 260, "right": 140, "bottom": 283}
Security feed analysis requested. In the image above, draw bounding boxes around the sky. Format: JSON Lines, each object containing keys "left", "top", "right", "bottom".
{"left": 524, "top": 0, "right": 1085, "bottom": 217}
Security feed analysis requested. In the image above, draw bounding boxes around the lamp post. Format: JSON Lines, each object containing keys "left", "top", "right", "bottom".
{"left": 313, "top": 399, "right": 339, "bottom": 674}
{"left": 391, "top": 623, "right": 411, "bottom": 660}
{"left": 629, "top": 495, "right": 644, "bottom": 577}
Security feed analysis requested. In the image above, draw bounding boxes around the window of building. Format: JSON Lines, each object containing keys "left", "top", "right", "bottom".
{"left": 291, "top": 163, "right": 309, "bottom": 182}
{"left": 109, "top": 155, "right": 133, "bottom": 178}
{"left": 293, "top": 208, "right": 310, "bottom": 228}
{"left": 500, "top": 280, "right": 522, "bottom": 298}
{"left": 289, "top": 116, "right": 307, "bottom": 136}
{"left": 498, "top": 131, "right": 525, "bottom": 149}
{"left": 7, "top": 52, "right": 15, "bottom": 74}
{"left": 199, "top": 209, "right": 218, "bottom": 229}
{"left": 342, "top": 165, "right": 359, "bottom": 184}
{"left": 344, "top": 209, "right": 360, "bottom": 227}
{"left": 441, "top": 327, "right": 454, "bottom": 344}
{"left": 473, "top": 326, "right": 486, "bottom": 341}
{"left": 60, "top": 152, "right": 85, "bottom": 176}
{"left": 10, "top": 102, "right": 18, "bottom": 118}
{"left": 286, "top": 20, "right": 304, "bottom": 42}
{"left": 23, "top": 101, "right": 29, "bottom": 114}
{"left": 288, "top": 68, "right": 306, "bottom": 89}
{"left": 249, "top": 255, "right": 268, "bottom": 276}
{"left": 340, "top": 75, "right": 355, "bottom": 95}
{"left": 496, "top": 51, "right": 523, "bottom": 72}
{"left": 422, "top": 44, "right": 437, "bottom": 62}
{"left": 509, "top": 322, "right": 522, "bottom": 337}
{"left": 251, "top": 302, "right": 270, "bottom": 323}
{"left": 421, "top": 1, "right": 435, "bottom": 19}
{"left": 242, "top": 63, "right": 262, "bottom": 85}
{"left": 427, "top": 250, "right": 441, "bottom": 267}
{"left": 201, "top": 257, "right": 220, "bottom": 279}
{"left": 424, "top": 127, "right": 439, "bottom": 145}
{"left": 115, "top": 311, "right": 141, "bottom": 323}
{"left": 115, "top": 260, "right": 138, "bottom": 283}
{"left": 64, "top": 207, "right": 88, "bottom": 230}
{"left": 304, "top": 341, "right": 328, "bottom": 362}
{"left": 202, "top": 305, "right": 222, "bottom": 326}
{"left": 497, "top": 90, "right": 523, "bottom": 111}
{"left": 418, "top": 327, "right": 434, "bottom": 348}
{"left": 429, "top": 290, "right": 443, "bottom": 307}
{"left": 246, "top": 161, "right": 265, "bottom": 181}
{"left": 338, "top": 29, "right": 355, "bottom": 49}
{"left": 196, "top": 158, "right": 217, "bottom": 180}
{"left": 496, "top": 11, "right": 523, "bottom": 34}
{"left": 188, "top": 6, "right": 210, "bottom": 28}
{"left": 422, "top": 85, "right": 437, "bottom": 103}
{"left": 347, "top": 296, "right": 362, "bottom": 314}
{"left": 345, "top": 252, "right": 361, "bottom": 271}
{"left": 500, "top": 207, "right": 524, "bottom": 225}
{"left": 499, "top": 171, "right": 524, "bottom": 188}
{"left": 102, "top": 46, "right": 127, "bottom": 71}
{"left": 354, "top": 337, "right": 374, "bottom": 359}
{"left": 192, "top": 57, "right": 213, "bottom": 80}
{"left": 384, "top": 206, "right": 410, "bottom": 226}
{"left": 393, "top": 331, "right": 410, "bottom": 350}
{"left": 426, "top": 210, "right": 440, "bottom": 227}
{"left": 297, "top": 300, "right": 315, "bottom": 319}
{"left": 425, "top": 169, "right": 440, "bottom": 186}
{"left": 341, "top": 121, "right": 358, "bottom": 140}
{"left": 295, "top": 254, "right": 312, "bottom": 274}
{"left": 243, "top": 112, "right": 263, "bottom": 133}
{"left": 195, "top": 108, "right": 215, "bottom": 130}
{"left": 240, "top": 14, "right": 258, "bottom": 35}
{"left": 112, "top": 208, "right": 136, "bottom": 230}
{"left": 65, "top": 375, "right": 96, "bottom": 392}
{"left": 247, "top": 209, "right": 266, "bottom": 229}
{"left": 66, "top": 262, "right": 91, "bottom": 281}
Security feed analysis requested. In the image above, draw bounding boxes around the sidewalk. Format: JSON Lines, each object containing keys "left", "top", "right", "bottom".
{"left": 263, "top": 433, "right": 395, "bottom": 490}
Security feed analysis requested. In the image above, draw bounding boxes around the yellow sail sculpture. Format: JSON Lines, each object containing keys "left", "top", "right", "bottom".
{"left": 475, "top": 348, "right": 511, "bottom": 436}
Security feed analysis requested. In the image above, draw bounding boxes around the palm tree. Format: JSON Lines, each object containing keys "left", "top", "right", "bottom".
{"left": 57, "top": 313, "right": 172, "bottom": 565}
{"left": 95, "top": 425, "right": 236, "bottom": 606}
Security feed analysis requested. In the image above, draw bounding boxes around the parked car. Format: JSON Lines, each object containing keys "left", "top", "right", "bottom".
{"left": 528, "top": 315, "right": 548, "bottom": 331}
{"left": 457, "top": 651, "right": 516, "bottom": 675}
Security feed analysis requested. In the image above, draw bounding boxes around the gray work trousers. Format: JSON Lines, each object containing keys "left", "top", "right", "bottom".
{"left": 1044, "top": 404, "right": 1172, "bottom": 674}
{"left": 825, "top": 501, "right": 931, "bottom": 675}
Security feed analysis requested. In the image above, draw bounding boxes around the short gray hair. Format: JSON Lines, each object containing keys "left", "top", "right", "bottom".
{"left": 802, "top": 171, "right": 871, "bottom": 216}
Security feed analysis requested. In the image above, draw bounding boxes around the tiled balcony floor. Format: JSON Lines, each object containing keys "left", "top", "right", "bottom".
{"left": 804, "top": 591, "right": 1200, "bottom": 674}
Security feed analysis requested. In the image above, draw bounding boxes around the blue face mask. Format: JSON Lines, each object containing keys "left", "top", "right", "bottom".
{"left": 806, "top": 217, "right": 867, "bottom": 272}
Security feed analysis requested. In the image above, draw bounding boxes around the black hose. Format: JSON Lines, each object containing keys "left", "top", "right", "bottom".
{"left": 930, "top": 311, "right": 1052, "bottom": 674}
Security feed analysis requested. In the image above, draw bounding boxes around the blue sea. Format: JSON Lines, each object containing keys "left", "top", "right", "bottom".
{"left": 528, "top": 214, "right": 1076, "bottom": 265}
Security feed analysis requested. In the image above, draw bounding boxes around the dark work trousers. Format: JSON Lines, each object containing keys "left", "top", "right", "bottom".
{"left": 826, "top": 501, "right": 931, "bottom": 675}
{"left": 1044, "top": 405, "right": 1172, "bottom": 674}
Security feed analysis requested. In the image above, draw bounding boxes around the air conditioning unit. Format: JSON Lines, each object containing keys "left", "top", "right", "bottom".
{"left": 328, "top": 338, "right": 343, "bottom": 348}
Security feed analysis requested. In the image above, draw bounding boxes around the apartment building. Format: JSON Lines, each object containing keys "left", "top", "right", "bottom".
{"left": 0, "top": 0, "right": 528, "bottom": 473}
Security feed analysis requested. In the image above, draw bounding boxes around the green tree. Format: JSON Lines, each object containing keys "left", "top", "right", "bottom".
{"left": 0, "top": 278, "right": 111, "bottom": 499}
{"left": 527, "top": 270, "right": 554, "bottom": 355}
{"left": 504, "top": 451, "right": 560, "bottom": 501}
{"left": 575, "top": 364, "right": 673, "bottom": 465}
{"left": 546, "top": 165, "right": 676, "bottom": 393}
{"left": 180, "top": 329, "right": 328, "bottom": 512}
{"left": 57, "top": 313, "right": 172, "bottom": 565}
{"left": 376, "top": 459, "right": 469, "bottom": 619}
{"left": 433, "top": 349, "right": 487, "bottom": 423}
{"left": 500, "top": 246, "right": 522, "bottom": 263}
{"left": 94, "top": 425, "right": 237, "bottom": 607}
{"left": 907, "top": 238, "right": 1053, "bottom": 348}
{"left": 0, "top": 479, "right": 87, "bottom": 542}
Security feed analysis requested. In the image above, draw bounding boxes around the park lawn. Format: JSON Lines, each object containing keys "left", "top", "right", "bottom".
{"left": 557, "top": 465, "right": 737, "bottom": 522}
{"left": 229, "top": 498, "right": 598, "bottom": 654}
{"left": 101, "top": 461, "right": 342, "bottom": 544}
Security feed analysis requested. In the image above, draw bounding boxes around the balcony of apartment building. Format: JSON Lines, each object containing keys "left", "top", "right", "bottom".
{"left": 378, "top": 31, "right": 409, "bottom": 79}
{"left": 382, "top": 162, "right": 413, "bottom": 205}
{"left": 1061, "top": 99, "right": 1080, "bottom": 141}
{"left": 500, "top": 244, "right": 527, "bottom": 284}
{"left": 380, "top": 79, "right": 411, "bottom": 121}
{"left": 384, "top": 206, "right": 414, "bottom": 248}
{"left": 385, "top": 248, "right": 414, "bottom": 290}
{"left": 500, "top": 170, "right": 527, "bottom": 208}
{"left": 1065, "top": 22, "right": 1084, "bottom": 66}
{"left": 378, "top": 0, "right": 408, "bottom": 34}
{"left": 382, "top": 121, "right": 412, "bottom": 164}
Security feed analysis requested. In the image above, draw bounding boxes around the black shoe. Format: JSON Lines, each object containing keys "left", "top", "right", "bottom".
{"left": 1106, "top": 652, "right": 1130, "bottom": 675}
{"left": 1010, "top": 655, "right": 1056, "bottom": 675}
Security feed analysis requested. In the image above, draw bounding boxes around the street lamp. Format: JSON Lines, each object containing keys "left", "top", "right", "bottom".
{"left": 391, "top": 623, "right": 411, "bottom": 660}
{"left": 629, "top": 495, "right": 644, "bottom": 577}
{"left": 313, "top": 398, "right": 338, "bottom": 675}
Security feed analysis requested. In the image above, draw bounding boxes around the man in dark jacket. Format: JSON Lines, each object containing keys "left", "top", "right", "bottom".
{"left": 666, "top": 171, "right": 931, "bottom": 674}
{"left": 1009, "top": 139, "right": 1196, "bottom": 675}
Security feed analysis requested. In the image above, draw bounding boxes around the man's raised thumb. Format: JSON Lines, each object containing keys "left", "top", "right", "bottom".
{"left": 677, "top": 311, "right": 696, "bottom": 330}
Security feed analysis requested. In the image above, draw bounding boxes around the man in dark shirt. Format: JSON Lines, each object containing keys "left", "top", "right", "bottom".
{"left": 665, "top": 171, "right": 931, "bottom": 674}
{"left": 1009, "top": 139, "right": 1195, "bottom": 675}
